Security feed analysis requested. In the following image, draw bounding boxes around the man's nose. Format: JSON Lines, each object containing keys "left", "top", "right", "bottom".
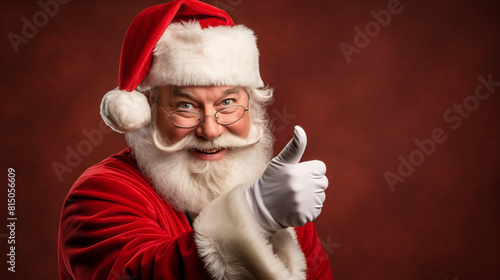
{"left": 195, "top": 113, "right": 224, "bottom": 140}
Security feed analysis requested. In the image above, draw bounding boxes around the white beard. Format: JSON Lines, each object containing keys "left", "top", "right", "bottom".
{"left": 126, "top": 123, "right": 273, "bottom": 214}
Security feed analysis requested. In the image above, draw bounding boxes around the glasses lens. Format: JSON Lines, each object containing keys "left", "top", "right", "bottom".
{"left": 171, "top": 111, "right": 201, "bottom": 128}
{"left": 216, "top": 106, "right": 245, "bottom": 125}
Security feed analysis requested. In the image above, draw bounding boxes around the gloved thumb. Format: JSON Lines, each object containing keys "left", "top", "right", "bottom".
{"left": 274, "top": 125, "right": 307, "bottom": 164}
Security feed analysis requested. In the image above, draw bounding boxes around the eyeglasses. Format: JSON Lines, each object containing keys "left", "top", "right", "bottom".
{"left": 155, "top": 101, "right": 249, "bottom": 128}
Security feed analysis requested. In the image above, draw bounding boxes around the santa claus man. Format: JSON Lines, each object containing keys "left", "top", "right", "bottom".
{"left": 58, "top": 0, "right": 333, "bottom": 279}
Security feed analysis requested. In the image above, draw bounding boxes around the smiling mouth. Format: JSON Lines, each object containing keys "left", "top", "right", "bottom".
{"left": 192, "top": 148, "right": 224, "bottom": 154}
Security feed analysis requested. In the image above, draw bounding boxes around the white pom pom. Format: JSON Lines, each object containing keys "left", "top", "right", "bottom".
{"left": 100, "top": 88, "right": 151, "bottom": 133}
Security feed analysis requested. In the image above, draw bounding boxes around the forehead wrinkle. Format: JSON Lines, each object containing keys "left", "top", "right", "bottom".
{"left": 222, "top": 87, "right": 241, "bottom": 95}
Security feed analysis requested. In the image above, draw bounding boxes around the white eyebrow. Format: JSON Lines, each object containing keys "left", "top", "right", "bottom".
{"left": 222, "top": 87, "right": 241, "bottom": 95}
{"left": 171, "top": 87, "right": 194, "bottom": 97}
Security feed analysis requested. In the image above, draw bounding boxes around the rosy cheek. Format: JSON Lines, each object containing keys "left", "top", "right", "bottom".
{"left": 227, "top": 114, "right": 251, "bottom": 138}
{"left": 156, "top": 112, "right": 168, "bottom": 136}
{"left": 165, "top": 126, "right": 192, "bottom": 144}
{"left": 157, "top": 112, "right": 188, "bottom": 144}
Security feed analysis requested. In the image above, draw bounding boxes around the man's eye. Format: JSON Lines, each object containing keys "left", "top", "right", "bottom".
{"left": 179, "top": 102, "right": 193, "bottom": 110}
{"left": 221, "top": 99, "right": 233, "bottom": 106}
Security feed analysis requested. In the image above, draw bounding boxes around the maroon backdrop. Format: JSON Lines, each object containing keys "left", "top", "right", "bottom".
{"left": 1, "top": 0, "right": 499, "bottom": 279}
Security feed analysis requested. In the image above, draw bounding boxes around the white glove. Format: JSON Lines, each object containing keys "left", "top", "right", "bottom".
{"left": 245, "top": 126, "right": 329, "bottom": 235}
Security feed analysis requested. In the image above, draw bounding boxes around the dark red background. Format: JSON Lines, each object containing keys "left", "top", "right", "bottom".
{"left": 1, "top": 0, "right": 499, "bottom": 279}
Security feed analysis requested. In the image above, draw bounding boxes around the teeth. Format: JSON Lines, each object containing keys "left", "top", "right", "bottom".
{"left": 196, "top": 148, "right": 222, "bottom": 154}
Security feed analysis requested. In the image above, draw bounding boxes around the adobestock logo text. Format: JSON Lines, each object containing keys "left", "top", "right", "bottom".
{"left": 384, "top": 74, "right": 500, "bottom": 192}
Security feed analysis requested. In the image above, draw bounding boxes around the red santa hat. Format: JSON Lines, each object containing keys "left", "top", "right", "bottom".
{"left": 100, "top": 0, "right": 264, "bottom": 133}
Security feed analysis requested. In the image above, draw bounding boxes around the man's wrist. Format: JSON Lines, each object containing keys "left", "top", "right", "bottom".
{"left": 244, "top": 186, "right": 285, "bottom": 236}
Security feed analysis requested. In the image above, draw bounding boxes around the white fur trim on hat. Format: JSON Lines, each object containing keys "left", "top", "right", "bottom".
{"left": 139, "top": 21, "right": 264, "bottom": 90}
{"left": 100, "top": 88, "right": 151, "bottom": 133}
{"left": 194, "top": 185, "right": 306, "bottom": 280}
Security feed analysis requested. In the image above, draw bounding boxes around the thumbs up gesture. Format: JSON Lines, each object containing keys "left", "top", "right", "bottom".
{"left": 245, "top": 126, "right": 329, "bottom": 235}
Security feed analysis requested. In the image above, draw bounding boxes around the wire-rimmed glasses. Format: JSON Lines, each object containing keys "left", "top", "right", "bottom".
{"left": 156, "top": 101, "right": 249, "bottom": 128}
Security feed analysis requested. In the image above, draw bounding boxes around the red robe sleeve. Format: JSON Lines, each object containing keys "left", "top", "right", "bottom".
{"left": 58, "top": 150, "right": 212, "bottom": 279}
{"left": 296, "top": 222, "right": 335, "bottom": 280}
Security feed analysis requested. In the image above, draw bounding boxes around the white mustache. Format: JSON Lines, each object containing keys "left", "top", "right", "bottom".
{"left": 152, "top": 124, "right": 264, "bottom": 153}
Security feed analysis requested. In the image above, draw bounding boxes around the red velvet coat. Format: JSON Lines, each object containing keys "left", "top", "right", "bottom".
{"left": 58, "top": 148, "right": 333, "bottom": 279}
